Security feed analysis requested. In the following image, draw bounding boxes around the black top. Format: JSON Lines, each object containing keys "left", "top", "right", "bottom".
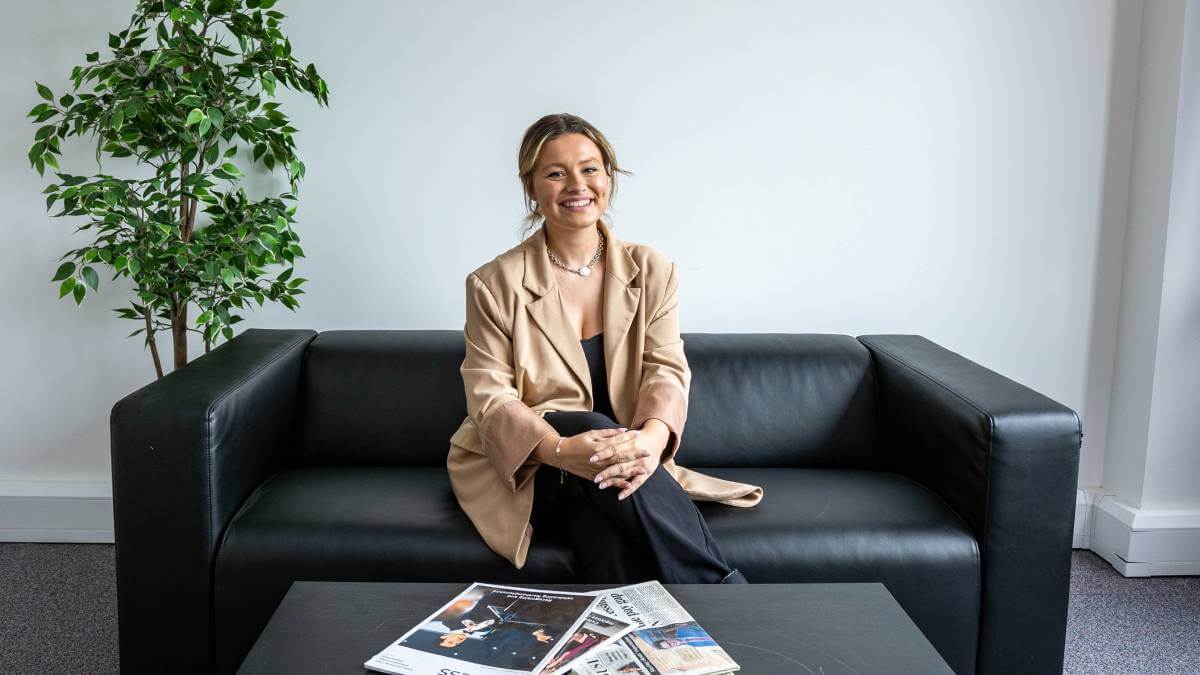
{"left": 580, "top": 332, "right": 616, "bottom": 420}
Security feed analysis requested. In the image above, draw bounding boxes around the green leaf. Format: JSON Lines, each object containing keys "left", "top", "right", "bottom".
{"left": 274, "top": 215, "right": 287, "bottom": 230}
{"left": 221, "top": 267, "right": 237, "bottom": 289}
{"left": 85, "top": 51, "right": 99, "bottom": 62}
{"left": 185, "top": 108, "right": 205, "bottom": 126}
{"left": 149, "top": 50, "right": 162, "bottom": 69}
{"left": 73, "top": 281, "right": 85, "bottom": 305}
{"left": 220, "top": 162, "right": 242, "bottom": 177}
{"left": 204, "top": 143, "right": 219, "bottom": 165}
{"left": 195, "top": 310, "right": 213, "bottom": 325}
{"left": 127, "top": 258, "right": 141, "bottom": 276}
{"left": 51, "top": 262, "right": 75, "bottom": 282}
{"left": 112, "top": 108, "right": 124, "bottom": 129}
{"left": 178, "top": 95, "right": 203, "bottom": 107}
{"left": 59, "top": 277, "right": 76, "bottom": 298}
{"left": 197, "top": 117, "right": 211, "bottom": 138}
{"left": 36, "top": 82, "right": 52, "bottom": 101}
{"left": 81, "top": 266, "right": 99, "bottom": 291}
{"left": 207, "top": 107, "right": 224, "bottom": 128}
{"left": 108, "top": 33, "right": 120, "bottom": 49}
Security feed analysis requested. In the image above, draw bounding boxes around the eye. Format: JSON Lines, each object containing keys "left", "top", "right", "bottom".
{"left": 584, "top": 167, "right": 598, "bottom": 173}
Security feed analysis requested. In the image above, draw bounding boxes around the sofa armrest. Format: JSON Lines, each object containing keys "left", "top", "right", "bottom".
{"left": 110, "top": 328, "right": 316, "bottom": 674}
{"left": 857, "top": 335, "right": 1081, "bottom": 675}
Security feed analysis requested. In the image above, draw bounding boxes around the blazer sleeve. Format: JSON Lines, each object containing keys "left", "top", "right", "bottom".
{"left": 629, "top": 261, "right": 692, "bottom": 463}
{"left": 461, "top": 272, "right": 558, "bottom": 492}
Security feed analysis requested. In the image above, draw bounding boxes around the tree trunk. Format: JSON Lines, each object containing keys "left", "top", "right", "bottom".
{"left": 172, "top": 299, "right": 188, "bottom": 370}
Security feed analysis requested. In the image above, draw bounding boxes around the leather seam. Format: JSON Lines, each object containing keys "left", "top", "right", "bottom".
{"left": 857, "top": 338, "right": 994, "bottom": 423}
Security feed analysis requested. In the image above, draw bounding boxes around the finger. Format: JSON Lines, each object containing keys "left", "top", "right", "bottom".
{"left": 619, "top": 473, "right": 649, "bottom": 500}
{"left": 595, "top": 459, "right": 643, "bottom": 484}
{"left": 589, "top": 432, "right": 644, "bottom": 464}
{"left": 598, "top": 476, "right": 632, "bottom": 491}
{"left": 589, "top": 427, "right": 628, "bottom": 441}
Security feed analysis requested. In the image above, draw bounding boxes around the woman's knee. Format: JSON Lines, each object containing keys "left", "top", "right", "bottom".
{"left": 627, "top": 465, "right": 688, "bottom": 502}
{"left": 544, "top": 410, "right": 622, "bottom": 436}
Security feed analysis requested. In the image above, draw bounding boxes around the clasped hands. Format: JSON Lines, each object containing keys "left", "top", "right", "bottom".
{"left": 552, "top": 421, "right": 669, "bottom": 500}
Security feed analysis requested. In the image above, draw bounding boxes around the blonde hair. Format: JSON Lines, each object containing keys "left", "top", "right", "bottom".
{"left": 517, "top": 113, "right": 633, "bottom": 239}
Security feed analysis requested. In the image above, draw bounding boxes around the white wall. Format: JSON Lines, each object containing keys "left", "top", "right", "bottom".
{"left": 0, "top": 2, "right": 1122, "bottom": 491}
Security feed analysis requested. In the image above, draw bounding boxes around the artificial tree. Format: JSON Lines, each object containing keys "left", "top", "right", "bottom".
{"left": 27, "top": 0, "right": 328, "bottom": 377}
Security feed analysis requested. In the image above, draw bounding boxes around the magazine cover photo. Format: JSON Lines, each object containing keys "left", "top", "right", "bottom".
{"left": 367, "top": 583, "right": 598, "bottom": 674}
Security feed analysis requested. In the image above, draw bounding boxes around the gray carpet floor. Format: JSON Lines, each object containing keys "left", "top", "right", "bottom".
{"left": 0, "top": 544, "right": 1196, "bottom": 673}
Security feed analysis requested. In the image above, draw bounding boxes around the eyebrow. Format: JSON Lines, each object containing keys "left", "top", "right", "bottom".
{"left": 543, "top": 157, "right": 601, "bottom": 169}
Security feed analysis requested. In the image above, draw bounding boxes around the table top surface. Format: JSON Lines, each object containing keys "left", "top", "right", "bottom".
{"left": 238, "top": 581, "right": 952, "bottom": 674}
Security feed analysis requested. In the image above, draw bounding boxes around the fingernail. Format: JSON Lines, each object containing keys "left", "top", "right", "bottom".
{"left": 589, "top": 455, "right": 598, "bottom": 463}
{"left": 633, "top": 430, "right": 642, "bottom": 435}
{"left": 599, "top": 482, "right": 608, "bottom": 489}
{"left": 618, "top": 427, "right": 627, "bottom": 431}
{"left": 594, "top": 475, "right": 602, "bottom": 484}
{"left": 618, "top": 493, "right": 627, "bottom": 500}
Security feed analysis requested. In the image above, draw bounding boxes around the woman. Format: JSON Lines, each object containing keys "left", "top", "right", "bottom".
{"left": 447, "top": 113, "right": 763, "bottom": 583}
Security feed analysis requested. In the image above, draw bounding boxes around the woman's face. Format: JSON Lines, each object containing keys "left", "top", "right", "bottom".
{"left": 531, "top": 133, "right": 610, "bottom": 231}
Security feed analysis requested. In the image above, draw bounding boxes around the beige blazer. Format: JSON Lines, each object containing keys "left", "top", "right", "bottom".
{"left": 447, "top": 219, "right": 763, "bottom": 568}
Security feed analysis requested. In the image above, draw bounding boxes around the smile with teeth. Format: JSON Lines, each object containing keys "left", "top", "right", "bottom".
{"left": 560, "top": 198, "right": 593, "bottom": 208}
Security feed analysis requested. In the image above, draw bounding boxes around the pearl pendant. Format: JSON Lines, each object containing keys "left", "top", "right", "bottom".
{"left": 578, "top": 266, "right": 591, "bottom": 277}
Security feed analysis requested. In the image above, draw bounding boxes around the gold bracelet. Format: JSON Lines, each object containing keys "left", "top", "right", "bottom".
{"left": 554, "top": 436, "right": 565, "bottom": 484}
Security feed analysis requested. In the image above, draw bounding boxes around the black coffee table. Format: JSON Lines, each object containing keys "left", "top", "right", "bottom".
{"left": 238, "top": 581, "right": 952, "bottom": 673}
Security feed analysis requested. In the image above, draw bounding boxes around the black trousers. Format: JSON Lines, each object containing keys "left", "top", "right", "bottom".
{"left": 532, "top": 410, "right": 738, "bottom": 584}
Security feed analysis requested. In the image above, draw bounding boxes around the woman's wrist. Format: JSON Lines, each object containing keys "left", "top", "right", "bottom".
{"left": 533, "top": 432, "right": 563, "bottom": 464}
{"left": 639, "top": 418, "right": 671, "bottom": 442}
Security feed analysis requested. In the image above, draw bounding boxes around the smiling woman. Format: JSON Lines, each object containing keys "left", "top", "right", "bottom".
{"left": 446, "top": 113, "right": 762, "bottom": 582}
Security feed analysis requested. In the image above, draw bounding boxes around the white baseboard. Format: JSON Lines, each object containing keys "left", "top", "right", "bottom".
{"left": 1074, "top": 485, "right": 1200, "bottom": 577}
{"left": 0, "top": 480, "right": 114, "bottom": 543}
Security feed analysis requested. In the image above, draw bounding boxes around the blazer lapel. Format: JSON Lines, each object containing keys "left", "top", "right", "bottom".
{"left": 523, "top": 226, "right": 591, "bottom": 392}
{"left": 600, "top": 220, "right": 641, "bottom": 422}
{"left": 522, "top": 221, "right": 641, "bottom": 411}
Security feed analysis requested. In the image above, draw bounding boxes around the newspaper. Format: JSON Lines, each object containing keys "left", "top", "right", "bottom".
{"left": 572, "top": 582, "right": 739, "bottom": 675}
{"left": 364, "top": 583, "right": 600, "bottom": 675}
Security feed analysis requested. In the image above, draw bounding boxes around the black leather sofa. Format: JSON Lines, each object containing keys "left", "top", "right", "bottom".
{"left": 110, "top": 329, "right": 1081, "bottom": 674}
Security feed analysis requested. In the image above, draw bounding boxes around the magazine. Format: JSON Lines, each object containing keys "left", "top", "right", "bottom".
{"left": 539, "top": 611, "right": 635, "bottom": 675}
{"left": 573, "top": 582, "right": 739, "bottom": 675}
{"left": 364, "top": 583, "right": 600, "bottom": 675}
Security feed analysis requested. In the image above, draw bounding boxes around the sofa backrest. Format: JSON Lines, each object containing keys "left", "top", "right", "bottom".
{"left": 297, "top": 330, "right": 879, "bottom": 468}
{"left": 298, "top": 330, "right": 467, "bottom": 466}
{"left": 678, "top": 333, "right": 879, "bottom": 468}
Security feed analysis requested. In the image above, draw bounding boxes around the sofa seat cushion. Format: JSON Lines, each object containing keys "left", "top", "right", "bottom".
{"left": 697, "top": 467, "right": 980, "bottom": 674}
{"left": 213, "top": 466, "right": 575, "bottom": 672}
